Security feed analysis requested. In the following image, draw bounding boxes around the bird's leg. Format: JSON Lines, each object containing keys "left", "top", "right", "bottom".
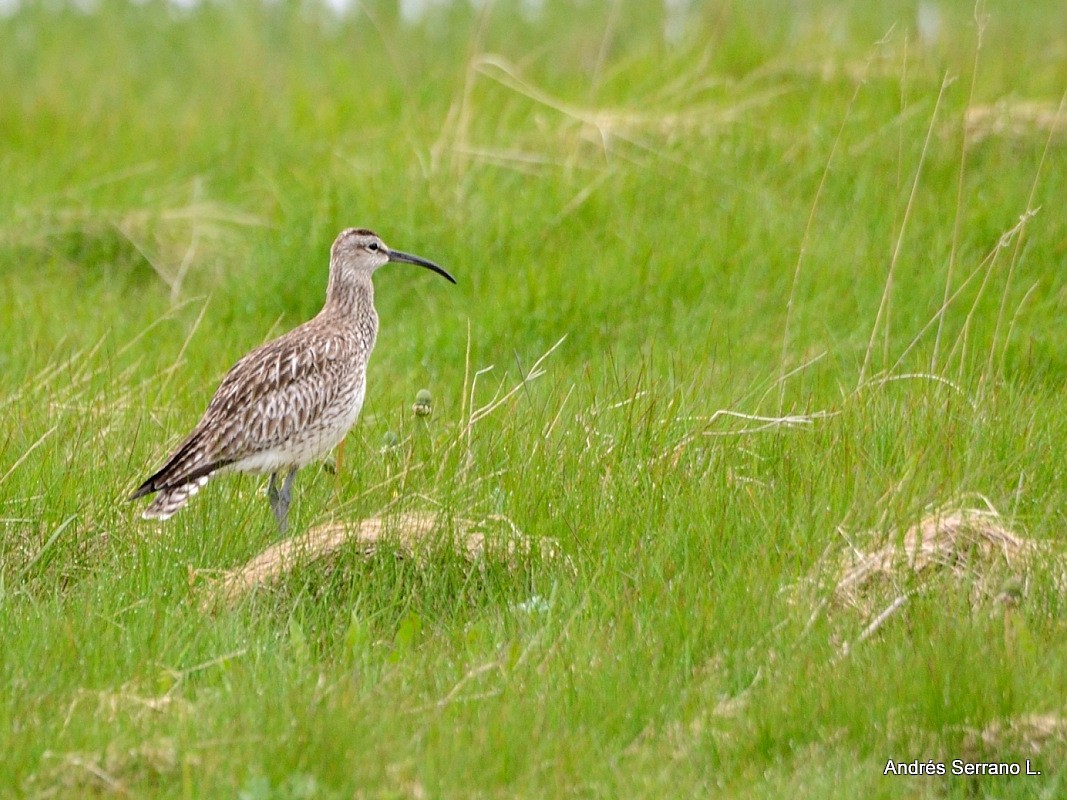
{"left": 267, "top": 472, "right": 282, "bottom": 526}
{"left": 267, "top": 468, "right": 298, "bottom": 533}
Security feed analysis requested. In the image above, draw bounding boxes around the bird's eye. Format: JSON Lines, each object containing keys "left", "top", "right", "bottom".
{"left": 367, "top": 242, "right": 380, "bottom": 252}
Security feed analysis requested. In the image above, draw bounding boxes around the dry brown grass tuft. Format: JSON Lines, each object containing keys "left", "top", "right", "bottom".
{"left": 792, "top": 500, "right": 1063, "bottom": 657}
{"left": 965, "top": 100, "right": 1067, "bottom": 145}
{"left": 201, "top": 511, "right": 564, "bottom": 608}
{"left": 963, "top": 712, "right": 1067, "bottom": 757}
{"left": 829, "top": 504, "right": 1039, "bottom": 613}
{"left": 0, "top": 178, "right": 263, "bottom": 302}
{"left": 29, "top": 738, "right": 185, "bottom": 798}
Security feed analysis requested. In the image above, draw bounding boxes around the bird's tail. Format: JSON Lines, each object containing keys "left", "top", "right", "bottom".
{"left": 140, "top": 474, "right": 212, "bottom": 520}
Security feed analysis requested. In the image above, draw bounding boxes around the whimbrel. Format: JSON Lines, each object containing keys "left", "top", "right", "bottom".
{"left": 130, "top": 228, "right": 455, "bottom": 531}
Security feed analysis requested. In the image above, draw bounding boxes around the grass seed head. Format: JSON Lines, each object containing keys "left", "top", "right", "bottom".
{"left": 413, "top": 388, "right": 434, "bottom": 417}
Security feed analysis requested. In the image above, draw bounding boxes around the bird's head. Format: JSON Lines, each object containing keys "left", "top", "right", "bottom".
{"left": 329, "top": 228, "right": 455, "bottom": 284}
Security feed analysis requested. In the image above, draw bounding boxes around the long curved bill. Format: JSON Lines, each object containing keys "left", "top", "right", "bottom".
{"left": 388, "top": 249, "right": 456, "bottom": 284}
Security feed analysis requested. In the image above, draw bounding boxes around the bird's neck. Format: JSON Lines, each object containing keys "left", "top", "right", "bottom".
{"left": 323, "top": 273, "right": 375, "bottom": 319}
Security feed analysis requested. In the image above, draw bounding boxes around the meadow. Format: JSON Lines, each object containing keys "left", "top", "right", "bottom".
{"left": 3, "top": 0, "right": 1067, "bottom": 796}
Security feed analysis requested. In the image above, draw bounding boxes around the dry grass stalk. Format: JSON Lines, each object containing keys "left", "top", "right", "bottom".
{"left": 53, "top": 684, "right": 194, "bottom": 744}
{"left": 965, "top": 100, "right": 1067, "bottom": 144}
{"left": 433, "top": 53, "right": 782, "bottom": 176}
{"left": 205, "top": 511, "right": 561, "bottom": 607}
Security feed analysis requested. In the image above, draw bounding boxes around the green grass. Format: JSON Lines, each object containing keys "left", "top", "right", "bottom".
{"left": 3, "top": 0, "right": 1067, "bottom": 796}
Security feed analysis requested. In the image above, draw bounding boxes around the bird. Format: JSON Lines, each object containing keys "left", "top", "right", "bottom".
{"left": 130, "top": 227, "right": 455, "bottom": 532}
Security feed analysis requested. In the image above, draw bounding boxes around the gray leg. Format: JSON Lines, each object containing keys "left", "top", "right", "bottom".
{"left": 267, "top": 468, "right": 298, "bottom": 533}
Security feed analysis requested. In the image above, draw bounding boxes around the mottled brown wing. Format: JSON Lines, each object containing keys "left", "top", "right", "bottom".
{"left": 131, "top": 324, "right": 350, "bottom": 497}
